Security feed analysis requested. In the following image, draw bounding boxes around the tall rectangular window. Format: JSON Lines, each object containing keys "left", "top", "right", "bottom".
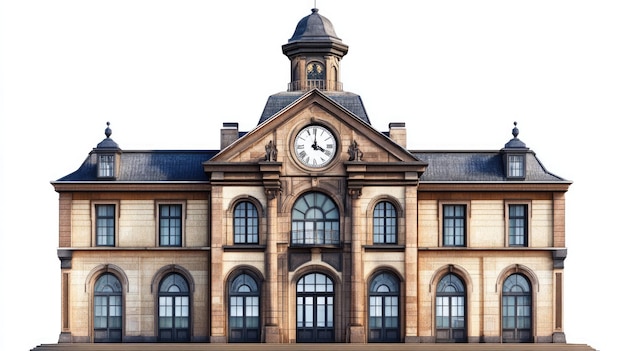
{"left": 160, "top": 204, "right": 182, "bottom": 247}
{"left": 98, "top": 155, "right": 115, "bottom": 178}
{"left": 443, "top": 205, "right": 466, "bottom": 246}
{"left": 507, "top": 155, "right": 525, "bottom": 178}
{"left": 508, "top": 204, "right": 528, "bottom": 246}
{"left": 96, "top": 204, "right": 115, "bottom": 246}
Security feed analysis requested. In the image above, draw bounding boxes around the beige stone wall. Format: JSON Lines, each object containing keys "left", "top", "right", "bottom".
{"left": 67, "top": 250, "right": 209, "bottom": 341}
{"left": 418, "top": 199, "right": 555, "bottom": 249}
{"left": 417, "top": 251, "right": 555, "bottom": 340}
{"left": 70, "top": 199, "right": 209, "bottom": 248}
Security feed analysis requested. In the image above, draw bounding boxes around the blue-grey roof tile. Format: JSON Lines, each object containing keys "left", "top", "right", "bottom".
{"left": 412, "top": 151, "right": 567, "bottom": 182}
{"left": 57, "top": 150, "right": 217, "bottom": 182}
{"left": 258, "top": 91, "right": 370, "bottom": 125}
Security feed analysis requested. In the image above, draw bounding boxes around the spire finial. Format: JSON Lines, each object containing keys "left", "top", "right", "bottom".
{"left": 105, "top": 121, "right": 112, "bottom": 139}
{"left": 512, "top": 121, "right": 519, "bottom": 139}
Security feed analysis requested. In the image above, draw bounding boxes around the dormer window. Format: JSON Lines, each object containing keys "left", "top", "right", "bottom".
{"left": 94, "top": 122, "right": 121, "bottom": 180}
{"left": 501, "top": 122, "right": 529, "bottom": 180}
{"left": 98, "top": 155, "right": 115, "bottom": 178}
{"left": 507, "top": 154, "right": 525, "bottom": 179}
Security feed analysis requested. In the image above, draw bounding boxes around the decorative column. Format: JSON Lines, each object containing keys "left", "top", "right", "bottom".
{"left": 349, "top": 187, "right": 365, "bottom": 343}
{"left": 404, "top": 185, "right": 419, "bottom": 342}
{"left": 261, "top": 161, "right": 282, "bottom": 342}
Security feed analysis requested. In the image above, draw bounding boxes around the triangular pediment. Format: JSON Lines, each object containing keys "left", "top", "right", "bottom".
{"left": 204, "top": 89, "right": 426, "bottom": 180}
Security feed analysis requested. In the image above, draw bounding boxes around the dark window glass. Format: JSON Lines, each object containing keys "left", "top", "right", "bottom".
{"left": 502, "top": 274, "right": 532, "bottom": 342}
{"left": 509, "top": 204, "right": 528, "bottom": 247}
{"left": 373, "top": 201, "right": 397, "bottom": 244}
{"left": 98, "top": 155, "right": 115, "bottom": 178}
{"left": 435, "top": 274, "right": 466, "bottom": 342}
{"left": 160, "top": 204, "right": 182, "bottom": 247}
{"left": 443, "top": 205, "right": 466, "bottom": 247}
{"left": 94, "top": 273, "right": 122, "bottom": 342}
{"left": 296, "top": 273, "right": 334, "bottom": 342}
{"left": 158, "top": 273, "right": 190, "bottom": 342}
{"left": 508, "top": 155, "right": 525, "bottom": 178}
{"left": 234, "top": 202, "right": 259, "bottom": 244}
{"left": 96, "top": 204, "right": 115, "bottom": 246}
{"left": 291, "top": 193, "right": 339, "bottom": 246}
{"left": 229, "top": 273, "right": 260, "bottom": 342}
{"left": 368, "top": 272, "right": 400, "bottom": 342}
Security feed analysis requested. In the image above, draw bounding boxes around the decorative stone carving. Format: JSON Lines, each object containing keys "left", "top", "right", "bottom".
{"left": 347, "top": 140, "right": 363, "bottom": 161}
{"left": 265, "top": 140, "right": 278, "bottom": 161}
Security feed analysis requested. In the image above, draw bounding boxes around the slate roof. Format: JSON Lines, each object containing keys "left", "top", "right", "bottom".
{"left": 56, "top": 150, "right": 216, "bottom": 182}
{"left": 258, "top": 91, "right": 370, "bottom": 125}
{"left": 288, "top": 8, "right": 342, "bottom": 43}
{"left": 412, "top": 151, "right": 568, "bottom": 182}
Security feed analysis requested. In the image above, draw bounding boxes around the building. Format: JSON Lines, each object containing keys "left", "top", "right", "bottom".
{"left": 50, "top": 7, "right": 576, "bottom": 346}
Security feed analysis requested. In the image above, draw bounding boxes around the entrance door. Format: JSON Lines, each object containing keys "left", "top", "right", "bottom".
{"left": 94, "top": 273, "right": 122, "bottom": 342}
{"left": 158, "top": 273, "right": 190, "bottom": 342}
{"left": 436, "top": 274, "right": 466, "bottom": 342}
{"left": 368, "top": 272, "right": 400, "bottom": 342}
{"left": 502, "top": 274, "right": 532, "bottom": 342}
{"left": 296, "top": 273, "right": 334, "bottom": 342}
{"left": 229, "top": 273, "right": 260, "bottom": 342}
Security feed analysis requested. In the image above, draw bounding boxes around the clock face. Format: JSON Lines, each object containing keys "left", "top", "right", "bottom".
{"left": 294, "top": 125, "right": 337, "bottom": 168}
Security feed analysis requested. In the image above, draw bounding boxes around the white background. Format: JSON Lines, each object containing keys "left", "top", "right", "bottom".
{"left": 1, "top": 1, "right": 624, "bottom": 350}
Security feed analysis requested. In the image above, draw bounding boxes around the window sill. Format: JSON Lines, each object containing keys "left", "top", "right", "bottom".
{"left": 223, "top": 245, "right": 267, "bottom": 252}
{"left": 363, "top": 245, "right": 405, "bottom": 252}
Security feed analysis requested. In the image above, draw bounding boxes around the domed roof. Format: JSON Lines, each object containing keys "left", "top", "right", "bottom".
{"left": 288, "top": 8, "right": 342, "bottom": 43}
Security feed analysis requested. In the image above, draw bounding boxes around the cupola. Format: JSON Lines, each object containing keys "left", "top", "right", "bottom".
{"left": 93, "top": 122, "right": 122, "bottom": 179}
{"left": 282, "top": 8, "right": 349, "bottom": 92}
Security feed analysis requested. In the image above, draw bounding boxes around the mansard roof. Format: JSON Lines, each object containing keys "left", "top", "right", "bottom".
{"left": 413, "top": 150, "right": 568, "bottom": 182}
{"left": 258, "top": 90, "right": 370, "bottom": 125}
{"left": 56, "top": 150, "right": 216, "bottom": 182}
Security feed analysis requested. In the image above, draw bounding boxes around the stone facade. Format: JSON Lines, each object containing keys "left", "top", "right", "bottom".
{"left": 51, "top": 8, "right": 571, "bottom": 345}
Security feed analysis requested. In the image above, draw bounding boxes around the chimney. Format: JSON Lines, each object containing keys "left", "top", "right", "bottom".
{"left": 220, "top": 122, "right": 239, "bottom": 149}
{"left": 388, "top": 122, "right": 406, "bottom": 148}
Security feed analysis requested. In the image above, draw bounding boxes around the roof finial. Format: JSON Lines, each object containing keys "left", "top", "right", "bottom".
{"left": 105, "top": 121, "right": 112, "bottom": 139}
{"left": 512, "top": 121, "right": 519, "bottom": 139}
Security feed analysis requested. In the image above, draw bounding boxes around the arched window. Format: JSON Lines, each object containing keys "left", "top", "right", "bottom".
{"left": 436, "top": 273, "right": 466, "bottom": 342}
{"left": 234, "top": 201, "right": 259, "bottom": 244}
{"left": 229, "top": 273, "right": 260, "bottom": 342}
{"left": 158, "top": 273, "right": 190, "bottom": 342}
{"left": 373, "top": 201, "right": 397, "bottom": 244}
{"left": 502, "top": 273, "right": 532, "bottom": 342}
{"left": 94, "top": 273, "right": 122, "bottom": 342}
{"left": 368, "top": 272, "right": 400, "bottom": 342}
{"left": 292, "top": 192, "right": 339, "bottom": 246}
{"left": 296, "top": 273, "right": 334, "bottom": 342}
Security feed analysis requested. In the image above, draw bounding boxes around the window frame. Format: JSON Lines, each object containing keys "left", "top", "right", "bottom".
{"left": 92, "top": 201, "right": 119, "bottom": 247}
{"left": 435, "top": 273, "right": 467, "bottom": 342}
{"left": 439, "top": 201, "right": 470, "bottom": 247}
{"left": 506, "top": 154, "right": 526, "bottom": 179}
{"left": 156, "top": 202, "right": 186, "bottom": 247}
{"left": 373, "top": 201, "right": 398, "bottom": 245}
{"left": 97, "top": 154, "right": 116, "bottom": 179}
{"left": 291, "top": 192, "right": 340, "bottom": 247}
{"left": 505, "top": 201, "right": 531, "bottom": 247}
{"left": 157, "top": 273, "right": 191, "bottom": 342}
{"left": 93, "top": 273, "right": 123, "bottom": 342}
{"left": 228, "top": 272, "right": 261, "bottom": 342}
{"left": 501, "top": 273, "right": 533, "bottom": 342}
{"left": 233, "top": 201, "right": 260, "bottom": 245}
{"left": 368, "top": 271, "right": 401, "bottom": 342}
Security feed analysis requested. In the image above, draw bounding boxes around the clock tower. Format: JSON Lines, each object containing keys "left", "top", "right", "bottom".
{"left": 282, "top": 8, "right": 349, "bottom": 92}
